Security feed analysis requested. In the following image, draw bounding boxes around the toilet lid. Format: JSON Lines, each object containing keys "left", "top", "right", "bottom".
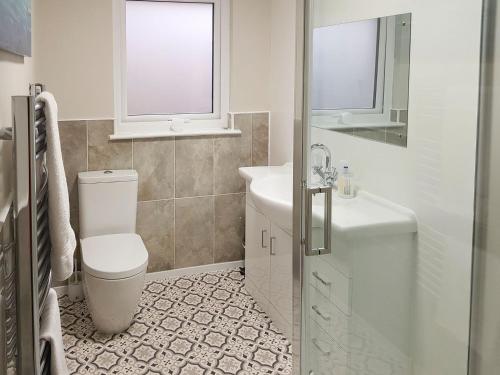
{"left": 81, "top": 233, "right": 149, "bottom": 280}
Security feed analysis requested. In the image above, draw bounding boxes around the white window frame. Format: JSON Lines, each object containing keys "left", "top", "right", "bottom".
{"left": 112, "top": 0, "right": 231, "bottom": 138}
{"left": 312, "top": 17, "right": 396, "bottom": 126}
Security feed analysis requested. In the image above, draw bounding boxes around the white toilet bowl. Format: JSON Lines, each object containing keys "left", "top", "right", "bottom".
{"left": 81, "top": 233, "right": 148, "bottom": 334}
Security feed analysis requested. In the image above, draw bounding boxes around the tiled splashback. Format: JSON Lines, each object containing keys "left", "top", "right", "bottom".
{"left": 59, "top": 113, "right": 269, "bottom": 275}
{"left": 335, "top": 124, "right": 408, "bottom": 147}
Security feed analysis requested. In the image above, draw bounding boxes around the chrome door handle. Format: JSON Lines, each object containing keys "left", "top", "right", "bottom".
{"left": 312, "top": 305, "right": 331, "bottom": 321}
{"left": 312, "top": 338, "right": 331, "bottom": 355}
{"left": 312, "top": 271, "right": 331, "bottom": 286}
{"left": 270, "top": 236, "right": 276, "bottom": 256}
{"left": 305, "top": 186, "right": 332, "bottom": 256}
{"left": 261, "top": 229, "right": 267, "bottom": 248}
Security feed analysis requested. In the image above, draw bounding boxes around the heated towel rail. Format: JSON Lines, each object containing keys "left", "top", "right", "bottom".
{"left": 10, "top": 83, "right": 52, "bottom": 375}
{"left": 1, "top": 204, "right": 17, "bottom": 374}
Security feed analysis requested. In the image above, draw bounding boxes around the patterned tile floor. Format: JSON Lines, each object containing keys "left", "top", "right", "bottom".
{"left": 59, "top": 269, "right": 292, "bottom": 374}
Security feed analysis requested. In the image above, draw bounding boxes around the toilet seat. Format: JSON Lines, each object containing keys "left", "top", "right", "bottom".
{"left": 81, "top": 233, "right": 148, "bottom": 280}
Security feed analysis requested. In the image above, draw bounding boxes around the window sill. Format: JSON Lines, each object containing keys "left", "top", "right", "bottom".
{"left": 110, "top": 127, "right": 241, "bottom": 140}
{"left": 313, "top": 121, "right": 406, "bottom": 130}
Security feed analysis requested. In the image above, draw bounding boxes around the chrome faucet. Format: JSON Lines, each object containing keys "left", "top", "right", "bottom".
{"left": 311, "top": 143, "right": 337, "bottom": 186}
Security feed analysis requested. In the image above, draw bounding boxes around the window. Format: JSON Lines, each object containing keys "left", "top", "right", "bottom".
{"left": 311, "top": 17, "right": 389, "bottom": 118}
{"left": 126, "top": 1, "right": 214, "bottom": 116}
{"left": 113, "top": 0, "right": 231, "bottom": 138}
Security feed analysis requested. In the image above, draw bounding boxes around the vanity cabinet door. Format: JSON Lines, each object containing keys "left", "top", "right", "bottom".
{"left": 245, "top": 204, "right": 270, "bottom": 303}
{"left": 269, "top": 223, "right": 293, "bottom": 327}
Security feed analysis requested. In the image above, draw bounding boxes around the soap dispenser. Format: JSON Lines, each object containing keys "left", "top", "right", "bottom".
{"left": 337, "top": 160, "right": 355, "bottom": 199}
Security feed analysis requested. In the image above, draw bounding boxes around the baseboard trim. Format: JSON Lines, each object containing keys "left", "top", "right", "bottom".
{"left": 53, "top": 260, "right": 244, "bottom": 297}
{"left": 145, "top": 260, "right": 244, "bottom": 282}
{"left": 54, "top": 285, "right": 68, "bottom": 297}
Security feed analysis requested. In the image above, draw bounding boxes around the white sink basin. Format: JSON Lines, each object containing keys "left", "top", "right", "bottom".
{"left": 249, "top": 174, "right": 342, "bottom": 232}
{"left": 250, "top": 174, "right": 294, "bottom": 231}
{"left": 248, "top": 170, "right": 417, "bottom": 237}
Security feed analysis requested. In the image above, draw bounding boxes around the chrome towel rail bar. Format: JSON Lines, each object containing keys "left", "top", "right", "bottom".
{"left": 0, "top": 100, "right": 44, "bottom": 141}
{"left": 0, "top": 127, "right": 12, "bottom": 141}
{"left": 12, "top": 83, "right": 52, "bottom": 375}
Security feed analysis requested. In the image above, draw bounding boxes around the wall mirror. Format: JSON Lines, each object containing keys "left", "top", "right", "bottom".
{"left": 311, "top": 13, "right": 411, "bottom": 147}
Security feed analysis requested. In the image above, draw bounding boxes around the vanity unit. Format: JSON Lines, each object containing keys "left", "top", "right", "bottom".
{"left": 305, "top": 198, "right": 417, "bottom": 375}
{"left": 240, "top": 165, "right": 418, "bottom": 374}
{"left": 240, "top": 166, "right": 294, "bottom": 339}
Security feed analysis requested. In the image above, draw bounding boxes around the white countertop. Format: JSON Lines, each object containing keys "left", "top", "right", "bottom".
{"left": 313, "top": 122, "right": 406, "bottom": 130}
{"left": 239, "top": 164, "right": 293, "bottom": 183}
{"left": 240, "top": 165, "right": 417, "bottom": 237}
{"left": 314, "top": 191, "right": 417, "bottom": 237}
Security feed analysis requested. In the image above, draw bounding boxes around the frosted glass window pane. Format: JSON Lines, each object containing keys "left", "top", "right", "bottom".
{"left": 312, "top": 19, "right": 379, "bottom": 110}
{"left": 126, "top": 1, "right": 214, "bottom": 116}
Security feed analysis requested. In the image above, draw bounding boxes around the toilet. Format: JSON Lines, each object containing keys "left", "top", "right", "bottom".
{"left": 78, "top": 170, "right": 148, "bottom": 334}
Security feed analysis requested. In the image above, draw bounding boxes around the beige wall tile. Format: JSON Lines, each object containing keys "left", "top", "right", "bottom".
{"left": 88, "top": 120, "right": 132, "bottom": 171}
{"left": 69, "top": 208, "right": 80, "bottom": 239}
{"left": 175, "top": 137, "right": 213, "bottom": 198}
{"left": 58, "top": 112, "right": 270, "bottom": 274}
{"left": 133, "top": 139, "right": 174, "bottom": 201}
{"left": 213, "top": 113, "right": 253, "bottom": 194}
{"left": 234, "top": 113, "right": 253, "bottom": 162}
{"left": 59, "top": 121, "right": 87, "bottom": 213}
{"left": 353, "top": 127, "right": 387, "bottom": 143}
{"left": 137, "top": 200, "right": 175, "bottom": 273}
{"left": 213, "top": 135, "right": 251, "bottom": 195}
{"left": 252, "top": 113, "right": 269, "bottom": 166}
{"left": 175, "top": 196, "right": 214, "bottom": 268}
{"left": 69, "top": 208, "right": 81, "bottom": 259}
{"left": 386, "top": 126, "right": 408, "bottom": 147}
{"left": 400, "top": 110, "right": 408, "bottom": 124}
{"left": 386, "top": 132, "right": 408, "bottom": 147}
{"left": 334, "top": 128, "right": 354, "bottom": 136}
{"left": 214, "top": 193, "right": 245, "bottom": 263}
{"left": 234, "top": 113, "right": 252, "bottom": 138}
{"left": 389, "top": 125, "right": 408, "bottom": 136}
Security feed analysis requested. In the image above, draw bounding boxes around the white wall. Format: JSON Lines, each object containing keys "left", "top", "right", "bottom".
{"left": 0, "top": 52, "right": 34, "bottom": 211}
{"left": 230, "top": 0, "right": 271, "bottom": 112}
{"left": 0, "top": 1, "right": 37, "bottom": 212}
{"left": 35, "top": 0, "right": 272, "bottom": 120}
{"left": 310, "top": 0, "right": 482, "bottom": 374}
{"left": 34, "top": 0, "right": 114, "bottom": 120}
{"left": 268, "top": 0, "right": 296, "bottom": 165}
{"left": 34, "top": 0, "right": 298, "bottom": 166}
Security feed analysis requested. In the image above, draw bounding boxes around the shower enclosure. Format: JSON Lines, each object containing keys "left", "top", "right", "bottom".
{"left": 293, "top": 0, "right": 485, "bottom": 374}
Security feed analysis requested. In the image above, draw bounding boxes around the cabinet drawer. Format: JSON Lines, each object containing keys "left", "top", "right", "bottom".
{"left": 309, "top": 285, "right": 349, "bottom": 349}
{"left": 308, "top": 320, "right": 349, "bottom": 375}
{"left": 310, "top": 256, "right": 351, "bottom": 315}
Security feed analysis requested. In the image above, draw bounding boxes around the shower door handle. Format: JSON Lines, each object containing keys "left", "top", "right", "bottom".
{"left": 304, "top": 186, "right": 332, "bottom": 256}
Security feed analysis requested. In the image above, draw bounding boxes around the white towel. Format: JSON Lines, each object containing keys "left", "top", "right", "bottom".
{"left": 37, "top": 92, "right": 76, "bottom": 281}
{"left": 40, "top": 289, "right": 69, "bottom": 375}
